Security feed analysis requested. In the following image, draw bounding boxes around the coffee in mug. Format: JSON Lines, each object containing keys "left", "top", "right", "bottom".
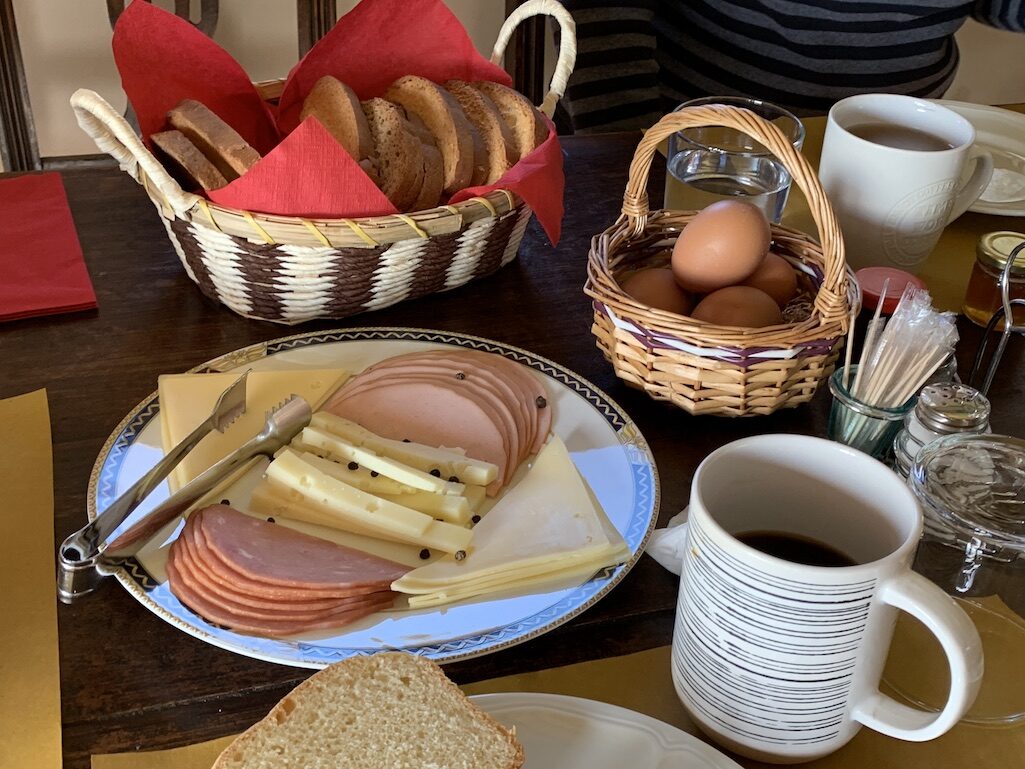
{"left": 672, "top": 434, "right": 983, "bottom": 763}
{"left": 818, "top": 94, "right": 993, "bottom": 273}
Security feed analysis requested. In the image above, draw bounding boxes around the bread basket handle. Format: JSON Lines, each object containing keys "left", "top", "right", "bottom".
{"left": 70, "top": 89, "right": 200, "bottom": 216}
{"left": 491, "top": 0, "right": 576, "bottom": 118}
{"left": 623, "top": 105, "right": 847, "bottom": 316}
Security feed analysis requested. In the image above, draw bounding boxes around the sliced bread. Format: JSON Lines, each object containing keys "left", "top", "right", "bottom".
{"left": 446, "top": 80, "right": 514, "bottom": 185}
{"left": 167, "top": 99, "right": 261, "bottom": 181}
{"left": 412, "top": 143, "right": 445, "bottom": 211}
{"left": 471, "top": 82, "right": 548, "bottom": 162}
{"left": 362, "top": 98, "right": 425, "bottom": 211}
{"left": 150, "top": 129, "right": 228, "bottom": 191}
{"left": 212, "top": 653, "right": 524, "bottom": 769}
{"left": 301, "top": 76, "right": 374, "bottom": 162}
{"left": 385, "top": 75, "right": 476, "bottom": 195}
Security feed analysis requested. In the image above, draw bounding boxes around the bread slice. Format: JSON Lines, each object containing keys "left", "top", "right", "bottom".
{"left": 362, "top": 98, "right": 425, "bottom": 211}
{"left": 212, "top": 653, "right": 524, "bottom": 769}
{"left": 167, "top": 99, "right": 261, "bottom": 181}
{"left": 412, "top": 143, "right": 445, "bottom": 211}
{"left": 385, "top": 75, "right": 476, "bottom": 195}
{"left": 471, "top": 82, "right": 548, "bottom": 163}
{"left": 301, "top": 76, "right": 374, "bottom": 162}
{"left": 150, "top": 129, "right": 228, "bottom": 191}
{"left": 446, "top": 80, "right": 514, "bottom": 185}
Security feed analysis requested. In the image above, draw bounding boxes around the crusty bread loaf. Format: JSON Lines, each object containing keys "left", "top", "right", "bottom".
{"left": 150, "top": 129, "right": 228, "bottom": 191}
{"left": 385, "top": 76, "right": 476, "bottom": 195}
{"left": 362, "top": 98, "right": 425, "bottom": 211}
{"left": 301, "top": 76, "right": 374, "bottom": 163}
{"left": 446, "top": 80, "right": 514, "bottom": 185}
{"left": 167, "top": 99, "right": 261, "bottom": 181}
{"left": 212, "top": 653, "right": 524, "bottom": 769}
{"left": 472, "top": 82, "right": 548, "bottom": 162}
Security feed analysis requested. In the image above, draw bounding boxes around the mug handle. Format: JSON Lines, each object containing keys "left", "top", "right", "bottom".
{"left": 852, "top": 570, "right": 983, "bottom": 741}
{"left": 947, "top": 149, "right": 994, "bottom": 223}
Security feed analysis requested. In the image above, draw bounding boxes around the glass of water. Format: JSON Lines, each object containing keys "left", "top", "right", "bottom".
{"left": 665, "top": 96, "right": 805, "bottom": 223}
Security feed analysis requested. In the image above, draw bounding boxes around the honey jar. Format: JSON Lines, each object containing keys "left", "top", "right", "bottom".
{"left": 962, "top": 231, "right": 1025, "bottom": 328}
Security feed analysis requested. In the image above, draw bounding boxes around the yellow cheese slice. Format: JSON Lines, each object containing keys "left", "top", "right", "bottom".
{"left": 392, "top": 435, "right": 626, "bottom": 595}
{"left": 250, "top": 475, "right": 473, "bottom": 554}
{"left": 159, "top": 368, "right": 349, "bottom": 492}
{"left": 310, "top": 412, "right": 498, "bottom": 485}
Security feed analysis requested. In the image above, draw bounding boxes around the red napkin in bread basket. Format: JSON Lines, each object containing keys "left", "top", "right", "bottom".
{"left": 112, "top": 0, "right": 565, "bottom": 242}
{"left": 0, "top": 173, "right": 97, "bottom": 322}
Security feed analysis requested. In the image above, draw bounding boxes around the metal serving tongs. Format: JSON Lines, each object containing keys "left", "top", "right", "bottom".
{"left": 969, "top": 241, "right": 1025, "bottom": 396}
{"left": 57, "top": 375, "right": 311, "bottom": 603}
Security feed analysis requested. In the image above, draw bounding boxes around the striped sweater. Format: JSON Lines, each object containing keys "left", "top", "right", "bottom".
{"left": 561, "top": 1, "right": 1025, "bottom": 133}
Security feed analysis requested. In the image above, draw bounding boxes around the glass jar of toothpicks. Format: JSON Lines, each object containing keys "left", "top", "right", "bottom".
{"left": 828, "top": 283, "right": 959, "bottom": 460}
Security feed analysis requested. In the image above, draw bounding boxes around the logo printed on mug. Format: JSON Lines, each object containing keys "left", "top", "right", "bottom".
{"left": 882, "top": 180, "right": 959, "bottom": 265}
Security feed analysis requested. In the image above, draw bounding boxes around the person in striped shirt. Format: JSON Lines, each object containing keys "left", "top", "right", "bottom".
{"left": 560, "top": 1, "right": 1025, "bottom": 133}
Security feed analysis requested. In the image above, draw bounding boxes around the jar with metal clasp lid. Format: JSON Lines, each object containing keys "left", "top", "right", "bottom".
{"left": 963, "top": 231, "right": 1025, "bottom": 328}
{"left": 892, "top": 383, "right": 990, "bottom": 478}
{"left": 883, "top": 434, "right": 1025, "bottom": 725}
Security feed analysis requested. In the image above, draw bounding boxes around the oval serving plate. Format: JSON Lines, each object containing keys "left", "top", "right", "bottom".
{"left": 88, "top": 328, "right": 659, "bottom": 668}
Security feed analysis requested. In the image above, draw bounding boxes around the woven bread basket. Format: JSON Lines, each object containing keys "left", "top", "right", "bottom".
{"left": 70, "top": 0, "right": 576, "bottom": 324}
{"left": 585, "top": 105, "right": 857, "bottom": 417}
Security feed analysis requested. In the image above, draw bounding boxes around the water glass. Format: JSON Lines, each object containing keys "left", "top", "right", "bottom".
{"left": 827, "top": 366, "right": 915, "bottom": 460}
{"left": 664, "top": 96, "right": 805, "bottom": 223}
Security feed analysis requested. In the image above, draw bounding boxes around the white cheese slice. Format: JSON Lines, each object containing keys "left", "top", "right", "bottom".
{"left": 310, "top": 412, "right": 498, "bottom": 485}
{"left": 392, "top": 435, "right": 625, "bottom": 595}
{"left": 286, "top": 447, "right": 416, "bottom": 495}
{"left": 158, "top": 368, "right": 349, "bottom": 492}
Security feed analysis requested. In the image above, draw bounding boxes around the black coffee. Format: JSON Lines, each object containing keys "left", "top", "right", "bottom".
{"left": 736, "top": 530, "right": 857, "bottom": 567}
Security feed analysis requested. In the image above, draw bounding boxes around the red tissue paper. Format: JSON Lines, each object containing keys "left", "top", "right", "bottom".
{"left": 0, "top": 173, "right": 97, "bottom": 322}
{"left": 112, "top": 0, "right": 565, "bottom": 242}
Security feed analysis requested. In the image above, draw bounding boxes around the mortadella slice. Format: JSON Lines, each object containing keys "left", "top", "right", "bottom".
{"left": 195, "top": 506, "right": 410, "bottom": 588}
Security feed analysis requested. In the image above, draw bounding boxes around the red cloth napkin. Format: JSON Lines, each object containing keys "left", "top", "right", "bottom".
{"left": 113, "top": 0, "right": 565, "bottom": 242}
{"left": 0, "top": 173, "right": 97, "bottom": 322}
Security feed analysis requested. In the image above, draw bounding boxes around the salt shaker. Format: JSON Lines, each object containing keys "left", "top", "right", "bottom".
{"left": 892, "top": 383, "right": 990, "bottom": 478}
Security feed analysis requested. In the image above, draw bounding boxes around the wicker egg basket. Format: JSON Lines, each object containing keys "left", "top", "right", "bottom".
{"left": 69, "top": 0, "right": 576, "bottom": 325}
{"left": 585, "top": 105, "right": 857, "bottom": 417}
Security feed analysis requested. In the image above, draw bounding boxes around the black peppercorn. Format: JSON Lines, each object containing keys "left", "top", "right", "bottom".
{"left": 454, "top": 550, "right": 467, "bottom": 561}
{"left": 471, "top": 514, "right": 481, "bottom": 524}
{"left": 429, "top": 468, "right": 441, "bottom": 477}
{"left": 266, "top": 517, "right": 275, "bottom": 523}
{"left": 347, "top": 461, "right": 359, "bottom": 471}
{"left": 370, "top": 470, "right": 379, "bottom": 478}
{"left": 220, "top": 499, "right": 230, "bottom": 505}
{"left": 536, "top": 395, "right": 547, "bottom": 409}
{"left": 419, "top": 548, "right": 431, "bottom": 560}
{"left": 402, "top": 438, "right": 411, "bottom": 443}
{"left": 448, "top": 475, "right": 459, "bottom": 483}
{"left": 455, "top": 371, "right": 466, "bottom": 380}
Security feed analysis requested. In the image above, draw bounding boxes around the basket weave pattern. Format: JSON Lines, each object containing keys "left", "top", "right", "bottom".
{"left": 585, "top": 105, "right": 854, "bottom": 417}
{"left": 71, "top": 0, "right": 576, "bottom": 324}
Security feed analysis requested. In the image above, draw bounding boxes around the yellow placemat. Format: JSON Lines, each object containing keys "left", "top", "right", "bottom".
{"left": 0, "top": 389, "right": 61, "bottom": 769}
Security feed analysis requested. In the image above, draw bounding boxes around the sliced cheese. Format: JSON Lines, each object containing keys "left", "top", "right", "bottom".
{"left": 374, "top": 488, "right": 471, "bottom": 525}
{"left": 288, "top": 447, "right": 416, "bottom": 495}
{"left": 463, "top": 484, "right": 487, "bottom": 512}
{"left": 250, "top": 476, "right": 473, "bottom": 554}
{"left": 298, "top": 427, "right": 465, "bottom": 495}
{"left": 392, "top": 435, "right": 627, "bottom": 597}
{"left": 266, "top": 450, "right": 432, "bottom": 537}
{"left": 159, "top": 368, "right": 349, "bottom": 492}
{"left": 311, "top": 412, "right": 498, "bottom": 485}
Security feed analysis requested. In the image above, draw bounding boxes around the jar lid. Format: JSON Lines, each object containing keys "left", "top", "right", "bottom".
{"left": 915, "top": 383, "right": 991, "bottom": 433}
{"left": 977, "top": 231, "right": 1025, "bottom": 276}
{"left": 855, "top": 267, "right": 926, "bottom": 314}
{"left": 911, "top": 434, "right": 1025, "bottom": 550}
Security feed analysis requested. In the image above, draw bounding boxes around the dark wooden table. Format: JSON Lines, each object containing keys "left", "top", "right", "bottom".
{"left": 2, "top": 134, "right": 1023, "bottom": 768}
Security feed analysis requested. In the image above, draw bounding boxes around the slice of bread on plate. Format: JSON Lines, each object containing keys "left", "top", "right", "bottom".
{"left": 150, "top": 129, "right": 228, "bottom": 191}
{"left": 301, "top": 76, "right": 375, "bottom": 163}
{"left": 362, "top": 98, "right": 426, "bottom": 211}
{"left": 385, "top": 75, "right": 476, "bottom": 195}
{"left": 471, "top": 82, "right": 548, "bottom": 163}
{"left": 167, "top": 99, "right": 261, "bottom": 181}
{"left": 446, "top": 80, "right": 514, "bottom": 185}
{"left": 212, "top": 652, "right": 524, "bottom": 769}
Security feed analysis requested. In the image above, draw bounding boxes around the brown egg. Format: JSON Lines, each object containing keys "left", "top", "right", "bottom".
{"left": 741, "top": 252, "right": 798, "bottom": 307}
{"left": 691, "top": 286, "right": 784, "bottom": 328}
{"left": 621, "top": 268, "right": 693, "bottom": 315}
{"left": 671, "top": 200, "right": 771, "bottom": 293}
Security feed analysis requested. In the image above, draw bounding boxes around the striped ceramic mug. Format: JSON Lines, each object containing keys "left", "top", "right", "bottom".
{"left": 672, "top": 434, "right": 983, "bottom": 763}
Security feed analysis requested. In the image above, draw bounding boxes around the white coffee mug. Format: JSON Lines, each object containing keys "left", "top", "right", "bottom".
{"left": 671, "top": 434, "right": 983, "bottom": 764}
{"left": 819, "top": 94, "right": 992, "bottom": 272}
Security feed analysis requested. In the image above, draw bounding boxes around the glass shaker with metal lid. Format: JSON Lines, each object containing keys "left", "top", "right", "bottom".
{"left": 892, "top": 383, "right": 990, "bottom": 478}
{"left": 884, "top": 434, "right": 1025, "bottom": 725}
